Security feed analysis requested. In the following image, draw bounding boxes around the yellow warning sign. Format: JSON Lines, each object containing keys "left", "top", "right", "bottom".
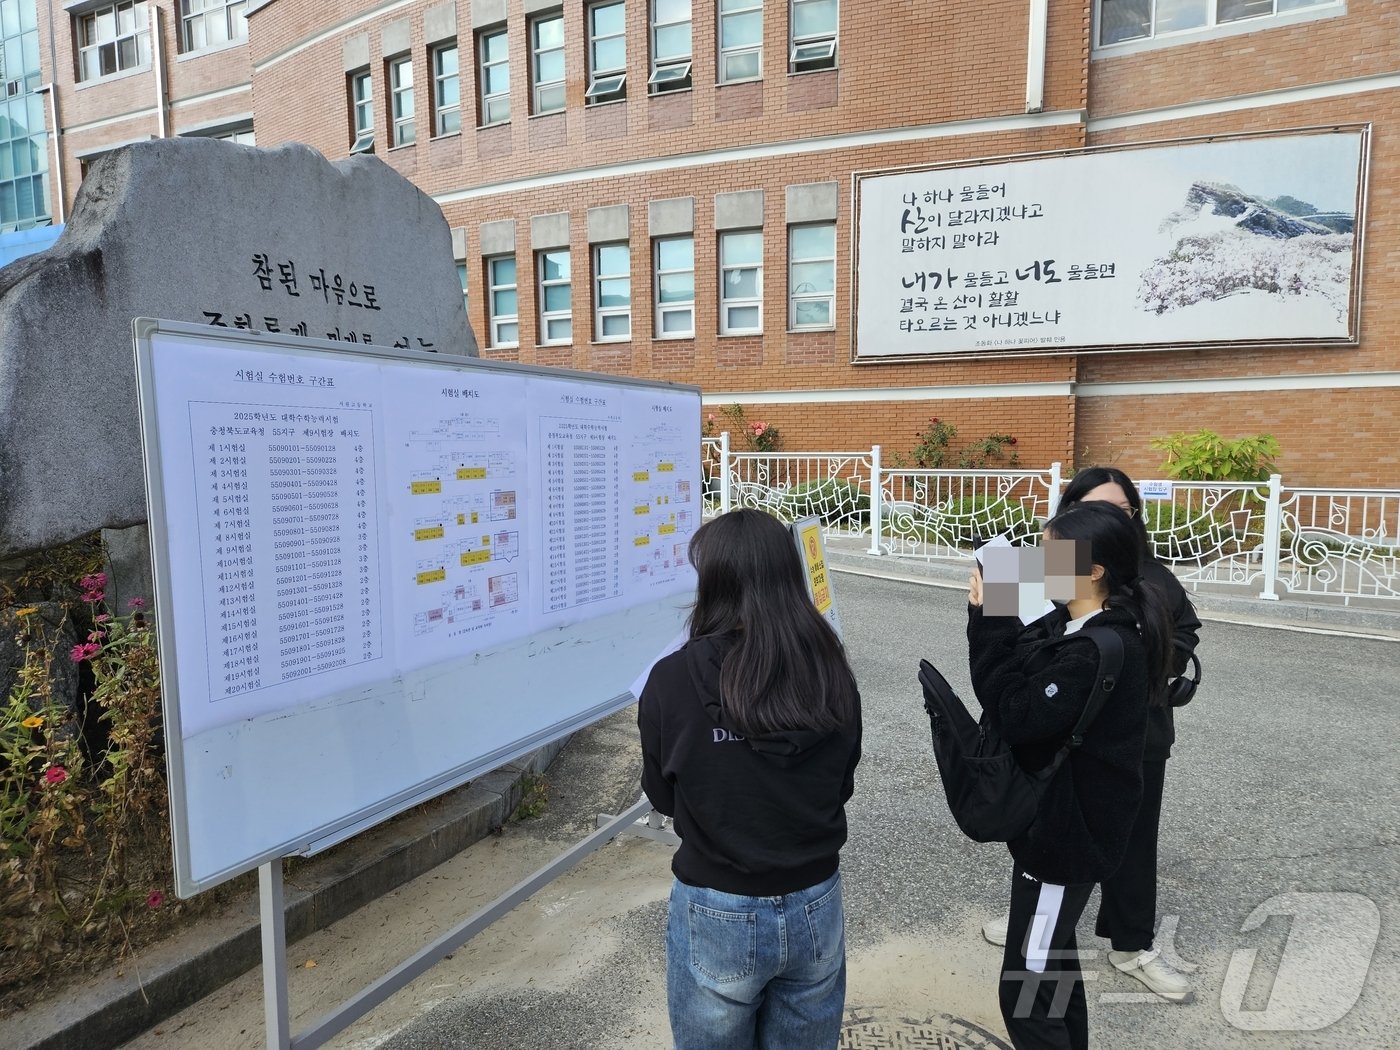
{"left": 799, "top": 521, "right": 832, "bottom": 615}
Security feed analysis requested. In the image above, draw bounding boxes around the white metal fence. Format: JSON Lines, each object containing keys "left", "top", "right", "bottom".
{"left": 701, "top": 435, "right": 1400, "bottom": 606}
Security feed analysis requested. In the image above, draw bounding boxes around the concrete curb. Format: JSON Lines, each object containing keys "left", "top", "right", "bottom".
{"left": 823, "top": 541, "right": 1400, "bottom": 638}
{"left": 3, "top": 739, "right": 567, "bottom": 1050}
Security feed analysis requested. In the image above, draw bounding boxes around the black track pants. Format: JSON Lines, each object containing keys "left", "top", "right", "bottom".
{"left": 1095, "top": 757, "right": 1167, "bottom": 952}
{"left": 1000, "top": 864, "right": 1094, "bottom": 1050}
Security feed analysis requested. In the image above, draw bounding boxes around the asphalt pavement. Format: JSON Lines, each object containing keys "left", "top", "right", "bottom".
{"left": 92, "top": 562, "right": 1400, "bottom": 1050}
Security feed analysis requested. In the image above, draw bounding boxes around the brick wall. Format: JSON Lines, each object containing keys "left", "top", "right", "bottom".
{"left": 41, "top": 0, "right": 254, "bottom": 203}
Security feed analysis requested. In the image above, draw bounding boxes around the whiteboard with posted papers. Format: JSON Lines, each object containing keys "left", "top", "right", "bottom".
{"left": 133, "top": 319, "right": 701, "bottom": 897}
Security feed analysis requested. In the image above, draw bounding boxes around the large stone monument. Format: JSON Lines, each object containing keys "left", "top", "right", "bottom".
{"left": 0, "top": 138, "right": 477, "bottom": 561}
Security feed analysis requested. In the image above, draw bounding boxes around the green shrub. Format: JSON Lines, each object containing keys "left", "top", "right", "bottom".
{"left": 1140, "top": 500, "right": 1267, "bottom": 562}
{"left": 1150, "top": 429, "right": 1280, "bottom": 482}
{"left": 897, "top": 417, "right": 1021, "bottom": 469}
{"left": 886, "top": 495, "right": 1039, "bottom": 545}
{"left": 780, "top": 479, "right": 870, "bottom": 526}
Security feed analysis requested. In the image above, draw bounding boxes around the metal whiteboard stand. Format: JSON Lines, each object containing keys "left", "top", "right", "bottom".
{"left": 256, "top": 795, "right": 669, "bottom": 1049}
{"left": 260, "top": 861, "right": 291, "bottom": 1050}
{"left": 596, "top": 796, "right": 682, "bottom": 846}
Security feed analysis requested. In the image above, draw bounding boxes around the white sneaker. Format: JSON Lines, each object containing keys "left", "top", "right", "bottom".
{"left": 1108, "top": 947, "right": 1194, "bottom": 1003}
{"left": 982, "top": 915, "right": 1009, "bottom": 947}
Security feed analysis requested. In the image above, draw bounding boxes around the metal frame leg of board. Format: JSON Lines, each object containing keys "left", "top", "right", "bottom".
{"left": 259, "top": 861, "right": 292, "bottom": 1050}
{"left": 259, "top": 795, "right": 658, "bottom": 1049}
{"left": 596, "top": 798, "right": 681, "bottom": 846}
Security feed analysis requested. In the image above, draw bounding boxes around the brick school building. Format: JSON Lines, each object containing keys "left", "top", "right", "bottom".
{"left": 33, "top": 0, "right": 1399, "bottom": 484}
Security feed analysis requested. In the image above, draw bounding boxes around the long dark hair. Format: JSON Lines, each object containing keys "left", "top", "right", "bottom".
{"left": 687, "top": 509, "right": 858, "bottom": 735}
{"left": 1061, "top": 466, "right": 1150, "bottom": 552}
{"left": 1043, "top": 500, "right": 1175, "bottom": 708}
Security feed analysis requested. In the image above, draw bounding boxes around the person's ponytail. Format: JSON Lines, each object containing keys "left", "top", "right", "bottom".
{"left": 1112, "top": 573, "right": 1174, "bottom": 708}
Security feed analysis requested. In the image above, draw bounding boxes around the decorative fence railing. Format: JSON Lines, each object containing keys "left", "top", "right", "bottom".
{"left": 702, "top": 435, "right": 1400, "bottom": 606}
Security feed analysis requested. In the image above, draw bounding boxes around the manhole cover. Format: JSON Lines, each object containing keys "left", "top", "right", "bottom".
{"left": 839, "top": 1008, "right": 1012, "bottom": 1049}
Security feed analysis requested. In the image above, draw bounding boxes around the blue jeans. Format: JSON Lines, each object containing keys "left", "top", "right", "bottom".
{"left": 666, "top": 870, "right": 846, "bottom": 1050}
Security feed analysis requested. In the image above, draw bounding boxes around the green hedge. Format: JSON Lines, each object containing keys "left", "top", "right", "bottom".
{"left": 778, "top": 478, "right": 871, "bottom": 526}
{"left": 886, "top": 495, "right": 1039, "bottom": 545}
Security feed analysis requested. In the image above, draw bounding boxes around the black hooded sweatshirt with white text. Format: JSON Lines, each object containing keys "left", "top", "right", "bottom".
{"left": 638, "top": 633, "right": 862, "bottom": 896}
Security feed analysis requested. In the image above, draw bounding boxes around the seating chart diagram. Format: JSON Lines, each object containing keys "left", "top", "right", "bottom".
{"left": 624, "top": 387, "right": 697, "bottom": 591}
{"left": 384, "top": 369, "right": 529, "bottom": 670}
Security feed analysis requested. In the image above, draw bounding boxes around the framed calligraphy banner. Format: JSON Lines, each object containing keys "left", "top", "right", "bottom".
{"left": 852, "top": 125, "right": 1369, "bottom": 362}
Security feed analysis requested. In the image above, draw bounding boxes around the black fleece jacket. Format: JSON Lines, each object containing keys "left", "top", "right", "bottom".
{"left": 638, "top": 633, "right": 862, "bottom": 896}
{"left": 1142, "top": 558, "right": 1202, "bottom": 760}
{"left": 968, "top": 604, "right": 1148, "bottom": 886}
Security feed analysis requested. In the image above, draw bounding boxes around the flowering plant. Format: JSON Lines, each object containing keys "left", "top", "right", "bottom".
{"left": 1, "top": 552, "right": 174, "bottom": 1003}
{"left": 714, "top": 403, "right": 782, "bottom": 453}
{"left": 900, "top": 417, "right": 1019, "bottom": 469}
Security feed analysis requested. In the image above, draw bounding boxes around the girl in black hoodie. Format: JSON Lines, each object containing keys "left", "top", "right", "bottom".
{"left": 967, "top": 500, "right": 1173, "bottom": 1050}
{"left": 639, "top": 509, "right": 861, "bottom": 1050}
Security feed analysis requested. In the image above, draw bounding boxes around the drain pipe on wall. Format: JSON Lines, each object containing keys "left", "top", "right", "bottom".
{"left": 152, "top": 5, "right": 170, "bottom": 138}
{"left": 35, "top": 84, "right": 65, "bottom": 224}
{"left": 39, "top": 0, "right": 65, "bottom": 222}
{"left": 1025, "top": 0, "right": 1048, "bottom": 114}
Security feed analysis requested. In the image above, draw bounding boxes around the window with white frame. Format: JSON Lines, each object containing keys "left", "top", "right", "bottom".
{"left": 389, "top": 55, "right": 415, "bottom": 146}
{"left": 538, "top": 249, "right": 572, "bottom": 344}
{"left": 190, "top": 124, "right": 255, "bottom": 145}
{"left": 479, "top": 26, "right": 510, "bottom": 125}
{"left": 719, "top": 0, "right": 762, "bottom": 83}
{"left": 593, "top": 243, "right": 631, "bottom": 341}
{"left": 654, "top": 236, "right": 695, "bottom": 337}
{"left": 179, "top": 0, "right": 246, "bottom": 53}
{"left": 456, "top": 261, "right": 469, "bottom": 304}
{"left": 649, "top": 0, "right": 692, "bottom": 93}
{"left": 349, "top": 70, "right": 374, "bottom": 153}
{"left": 719, "top": 230, "right": 762, "bottom": 335}
{"left": 586, "top": 1, "right": 627, "bottom": 103}
{"left": 1096, "top": 0, "right": 1333, "bottom": 47}
{"left": 531, "top": 12, "right": 565, "bottom": 114}
{"left": 487, "top": 255, "right": 519, "bottom": 347}
{"left": 788, "top": 223, "right": 835, "bottom": 330}
{"left": 790, "top": 0, "right": 836, "bottom": 72}
{"left": 433, "top": 43, "right": 461, "bottom": 136}
{"left": 75, "top": 2, "right": 150, "bottom": 82}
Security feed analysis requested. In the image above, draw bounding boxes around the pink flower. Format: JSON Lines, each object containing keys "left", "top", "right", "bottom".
{"left": 44, "top": 766, "right": 68, "bottom": 786}
{"left": 70, "top": 642, "right": 100, "bottom": 662}
{"left": 81, "top": 590, "right": 105, "bottom": 604}
{"left": 706, "top": 413, "right": 715, "bottom": 422}
{"left": 147, "top": 890, "right": 164, "bottom": 909}
{"left": 127, "top": 597, "right": 147, "bottom": 609}
{"left": 88, "top": 630, "right": 106, "bottom": 642}
{"left": 80, "top": 573, "right": 108, "bottom": 590}
{"left": 95, "top": 614, "right": 112, "bottom": 623}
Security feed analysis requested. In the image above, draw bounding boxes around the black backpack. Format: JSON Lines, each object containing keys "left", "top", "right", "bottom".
{"left": 918, "top": 626, "right": 1124, "bottom": 844}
